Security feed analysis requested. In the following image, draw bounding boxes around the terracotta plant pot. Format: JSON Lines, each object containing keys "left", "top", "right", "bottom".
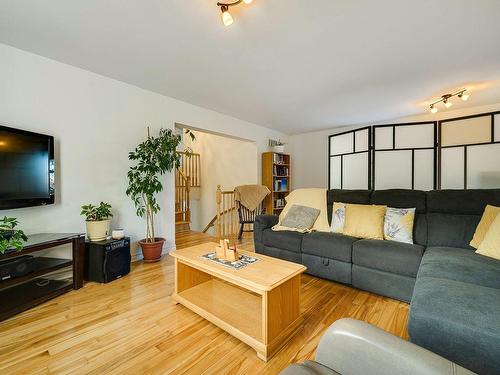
{"left": 139, "top": 237, "right": 165, "bottom": 262}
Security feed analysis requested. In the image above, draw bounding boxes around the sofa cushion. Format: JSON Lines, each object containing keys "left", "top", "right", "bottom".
{"left": 327, "top": 189, "right": 371, "bottom": 224}
{"left": 302, "top": 232, "right": 357, "bottom": 263}
{"left": 427, "top": 189, "right": 500, "bottom": 215}
{"left": 409, "top": 277, "right": 500, "bottom": 375}
{"left": 418, "top": 246, "right": 500, "bottom": 289}
{"left": 426, "top": 189, "right": 500, "bottom": 249}
{"left": 262, "top": 228, "right": 303, "bottom": 253}
{"left": 371, "top": 189, "right": 427, "bottom": 214}
{"left": 427, "top": 213, "right": 480, "bottom": 249}
{"left": 352, "top": 239, "right": 424, "bottom": 277}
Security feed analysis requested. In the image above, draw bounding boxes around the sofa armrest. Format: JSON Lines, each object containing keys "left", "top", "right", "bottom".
{"left": 254, "top": 214, "right": 279, "bottom": 243}
{"left": 315, "top": 318, "right": 475, "bottom": 375}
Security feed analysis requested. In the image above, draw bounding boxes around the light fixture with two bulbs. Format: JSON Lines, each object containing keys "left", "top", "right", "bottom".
{"left": 429, "top": 89, "right": 470, "bottom": 114}
{"left": 217, "top": 0, "right": 253, "bottom": 27}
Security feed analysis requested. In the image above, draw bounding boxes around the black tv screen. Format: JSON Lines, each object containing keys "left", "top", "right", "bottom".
{"left": 0, "top": 125, "right": 55, "bottom": 209}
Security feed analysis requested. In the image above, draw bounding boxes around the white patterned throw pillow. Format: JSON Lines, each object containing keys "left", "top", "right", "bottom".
{"left": 330, "top": 202, "right": 346, "bottom": 233}
{"left": 384, "top": 207, "right": 416, "bottom": 244}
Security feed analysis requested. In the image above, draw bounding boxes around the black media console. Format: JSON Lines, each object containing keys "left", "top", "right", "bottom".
{"left": 0, "top": 233, "right": 85, "bottom": 321}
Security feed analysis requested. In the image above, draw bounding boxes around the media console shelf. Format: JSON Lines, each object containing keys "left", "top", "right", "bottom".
{"left": 0, "top": 233, "right": 84, "bottom": 321}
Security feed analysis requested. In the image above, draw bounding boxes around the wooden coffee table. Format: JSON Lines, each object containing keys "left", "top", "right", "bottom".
{"left": 170, "top": 243, "right": 306, "bottom": 361}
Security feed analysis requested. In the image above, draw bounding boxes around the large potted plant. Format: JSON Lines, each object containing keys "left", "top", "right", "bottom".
{"left": 81, "top": 202, "right": 113, "bottom": 241}
{"left": 127, "top": 128, "right": 194, "bottom": 262}
{"left": 0, "top": 217, "right": 28, "bottom": 255}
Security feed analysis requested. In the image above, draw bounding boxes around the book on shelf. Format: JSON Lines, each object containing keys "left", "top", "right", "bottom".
{"left": 274, "top": 198, "right": 286, "bottom": 209}
{"left": 274, "top": 179, "right": 288, "bottom": 192}
{"left": 273, "top": 153, "right": 286, "bottom": 165}
{"left": 273, "top": 165, "right": 289, "bottom": 176}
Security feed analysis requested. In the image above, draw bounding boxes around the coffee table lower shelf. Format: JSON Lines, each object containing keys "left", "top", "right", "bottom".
{"left": 173, "top": 279, "right": 263, "bottom": 349}
{"left": 171, "top": 259, "right": 304, "bottom": 361}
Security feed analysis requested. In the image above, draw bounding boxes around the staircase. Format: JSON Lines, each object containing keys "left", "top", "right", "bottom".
{"left": 175, "top": 152, "right": 201, "bottom": 233}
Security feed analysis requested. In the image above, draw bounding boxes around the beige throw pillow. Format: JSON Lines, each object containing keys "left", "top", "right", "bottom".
{"left": 343, "top": 204, "right": 387, "bottom": 240}
{"left": 273, "top": 188, "right": 330, "bottom": 233}
{"left": 476, "top": 213, "right": 500, "bottom": 260}
{"left": 470, "top": 205, "right": 500, "bottom": 248}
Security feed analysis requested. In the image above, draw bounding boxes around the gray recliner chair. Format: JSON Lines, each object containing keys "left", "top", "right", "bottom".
{"left": 280, "top": 319, "right": 476, "bottom": 375}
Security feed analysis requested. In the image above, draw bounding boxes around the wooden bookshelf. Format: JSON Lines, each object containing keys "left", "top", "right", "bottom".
{"left": 262, "top": 152, "right": 291, "bottom": 215}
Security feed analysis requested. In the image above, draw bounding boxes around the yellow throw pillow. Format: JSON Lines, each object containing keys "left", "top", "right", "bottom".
{"left": 476, "top": 213, "right": 500, "bottom": 260}
{"left": 343, "top": 204, "right": 387, "bottom": 240}
{"left": 470, "top": 205, "right": 500, "bottom": 248}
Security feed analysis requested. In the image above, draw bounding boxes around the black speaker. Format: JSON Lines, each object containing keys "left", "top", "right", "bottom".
{"left": 84, "top": 238, "right": 131, "bottom": 283}
{"left": 0, "top": 255, "right": 34, "bottom": 282}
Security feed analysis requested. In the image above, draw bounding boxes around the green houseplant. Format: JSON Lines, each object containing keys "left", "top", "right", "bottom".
{"left": 81, "top": 202, "right": 113, "bottom": 242}
{"left": 0, "top": 217, "right": 28, "bottom": 255}
{"left": 127, "top": 128, "right": 193, "bottom": 262}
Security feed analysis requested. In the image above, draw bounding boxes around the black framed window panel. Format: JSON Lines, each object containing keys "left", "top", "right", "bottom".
{"left": 373, "top": 122, "right": 437, "bottom": 190}
{"left": 439, "top": 111, "right": 500, "bottom": 189}
{"left": 328, "top": 127, "right": 371, "bottom": 190}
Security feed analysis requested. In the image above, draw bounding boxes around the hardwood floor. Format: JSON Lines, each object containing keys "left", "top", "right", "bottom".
{"left": 0, "top": 231, "right": 409, "bottom": 374}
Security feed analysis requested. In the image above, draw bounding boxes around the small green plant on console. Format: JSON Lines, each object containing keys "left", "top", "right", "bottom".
{"left": 80, "top": 202, "right": 113, "bottom": 242}
{"left": 0, "top": 217, "right": 28, "bottom": 255}
{"left": 80, "top": 202, "right": 113, "bottom": 221}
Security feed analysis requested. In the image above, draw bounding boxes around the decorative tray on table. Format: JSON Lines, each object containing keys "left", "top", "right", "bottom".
{"left": 201, "top": 252, "right": 259, "bottom": 270}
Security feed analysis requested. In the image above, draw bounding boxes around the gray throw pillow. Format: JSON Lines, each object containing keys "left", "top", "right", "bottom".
{"left": 281, "top": 204, "right": 320, "bottom": 231}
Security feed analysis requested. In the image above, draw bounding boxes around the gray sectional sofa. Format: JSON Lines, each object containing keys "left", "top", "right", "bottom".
{"left": 254, "top": 189, "right": 500, "bottom": 375}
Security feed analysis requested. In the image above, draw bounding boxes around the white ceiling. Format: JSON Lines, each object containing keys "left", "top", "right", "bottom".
{"left": 1, "top": 0, "right": 500, "bottom": 134}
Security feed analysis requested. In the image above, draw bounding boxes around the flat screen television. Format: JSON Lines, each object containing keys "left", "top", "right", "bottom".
{"left": 0, "top": 125, "right": 55, "bottom": 209}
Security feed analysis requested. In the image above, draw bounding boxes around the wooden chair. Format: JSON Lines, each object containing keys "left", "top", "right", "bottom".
{"left": 236, "top": 201, "right": 266, "bottom": 240}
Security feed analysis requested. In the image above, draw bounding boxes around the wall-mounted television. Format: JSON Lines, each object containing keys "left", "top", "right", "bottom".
{"left": 0, "top": 125, "right": 55, "bottom": 209}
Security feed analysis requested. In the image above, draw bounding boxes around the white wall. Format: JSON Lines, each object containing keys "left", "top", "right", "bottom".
{"left": 0, "top": 44, "right": 286, "bottom": 258}
{"left": 183, "top": 130, "right": 257, "bottom": 233}
{"left": 289, "top": 102, "right": 500, "bottom": 189}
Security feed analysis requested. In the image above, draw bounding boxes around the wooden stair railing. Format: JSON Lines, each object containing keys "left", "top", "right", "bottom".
{"left": 175, "top": 152, "right": 200, "bottom": 233}
{"left": 175, "top": 170, "right": 191, "bottom": 232}
{"left": 177, "top": 151, "right": 201, "bottom": 188}
{"left": 202, "top": 185, "right": 238, "bottom": 240}
{"left": 202, "top": 206, "right": 236, "bottom": 234}
{"left": 216, "top": 185, "right": 238, "bottom": 240}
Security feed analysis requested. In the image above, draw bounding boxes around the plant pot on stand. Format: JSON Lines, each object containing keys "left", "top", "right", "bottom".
{"left": 81, "top": 202, "right": 113, "bottom": 242}
{"left": 139, "top": 237, "right": 165, "bottom": 262}
{"left": 86, "top": 219, "right": 110, "bottom": 242}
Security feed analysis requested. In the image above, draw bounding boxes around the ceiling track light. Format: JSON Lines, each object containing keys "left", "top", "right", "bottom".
{"left": 217, "top": 0, "right": 253, "bottom": 27}
{"left": 429, "top": 89, "right": 470, "bottom": 113}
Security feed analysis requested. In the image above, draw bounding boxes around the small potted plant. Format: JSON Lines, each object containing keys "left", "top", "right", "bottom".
{"left": 273, "top": 140, "right": 286, "bottom": 153}
{"left": 0, "top": 217, "right": 28, "bottom": 255}
{"left": 81, "top": 202, "right": 113, "bottom": 242}
{"left": 127, "top": 128, "right": 194, "bottom": 262}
